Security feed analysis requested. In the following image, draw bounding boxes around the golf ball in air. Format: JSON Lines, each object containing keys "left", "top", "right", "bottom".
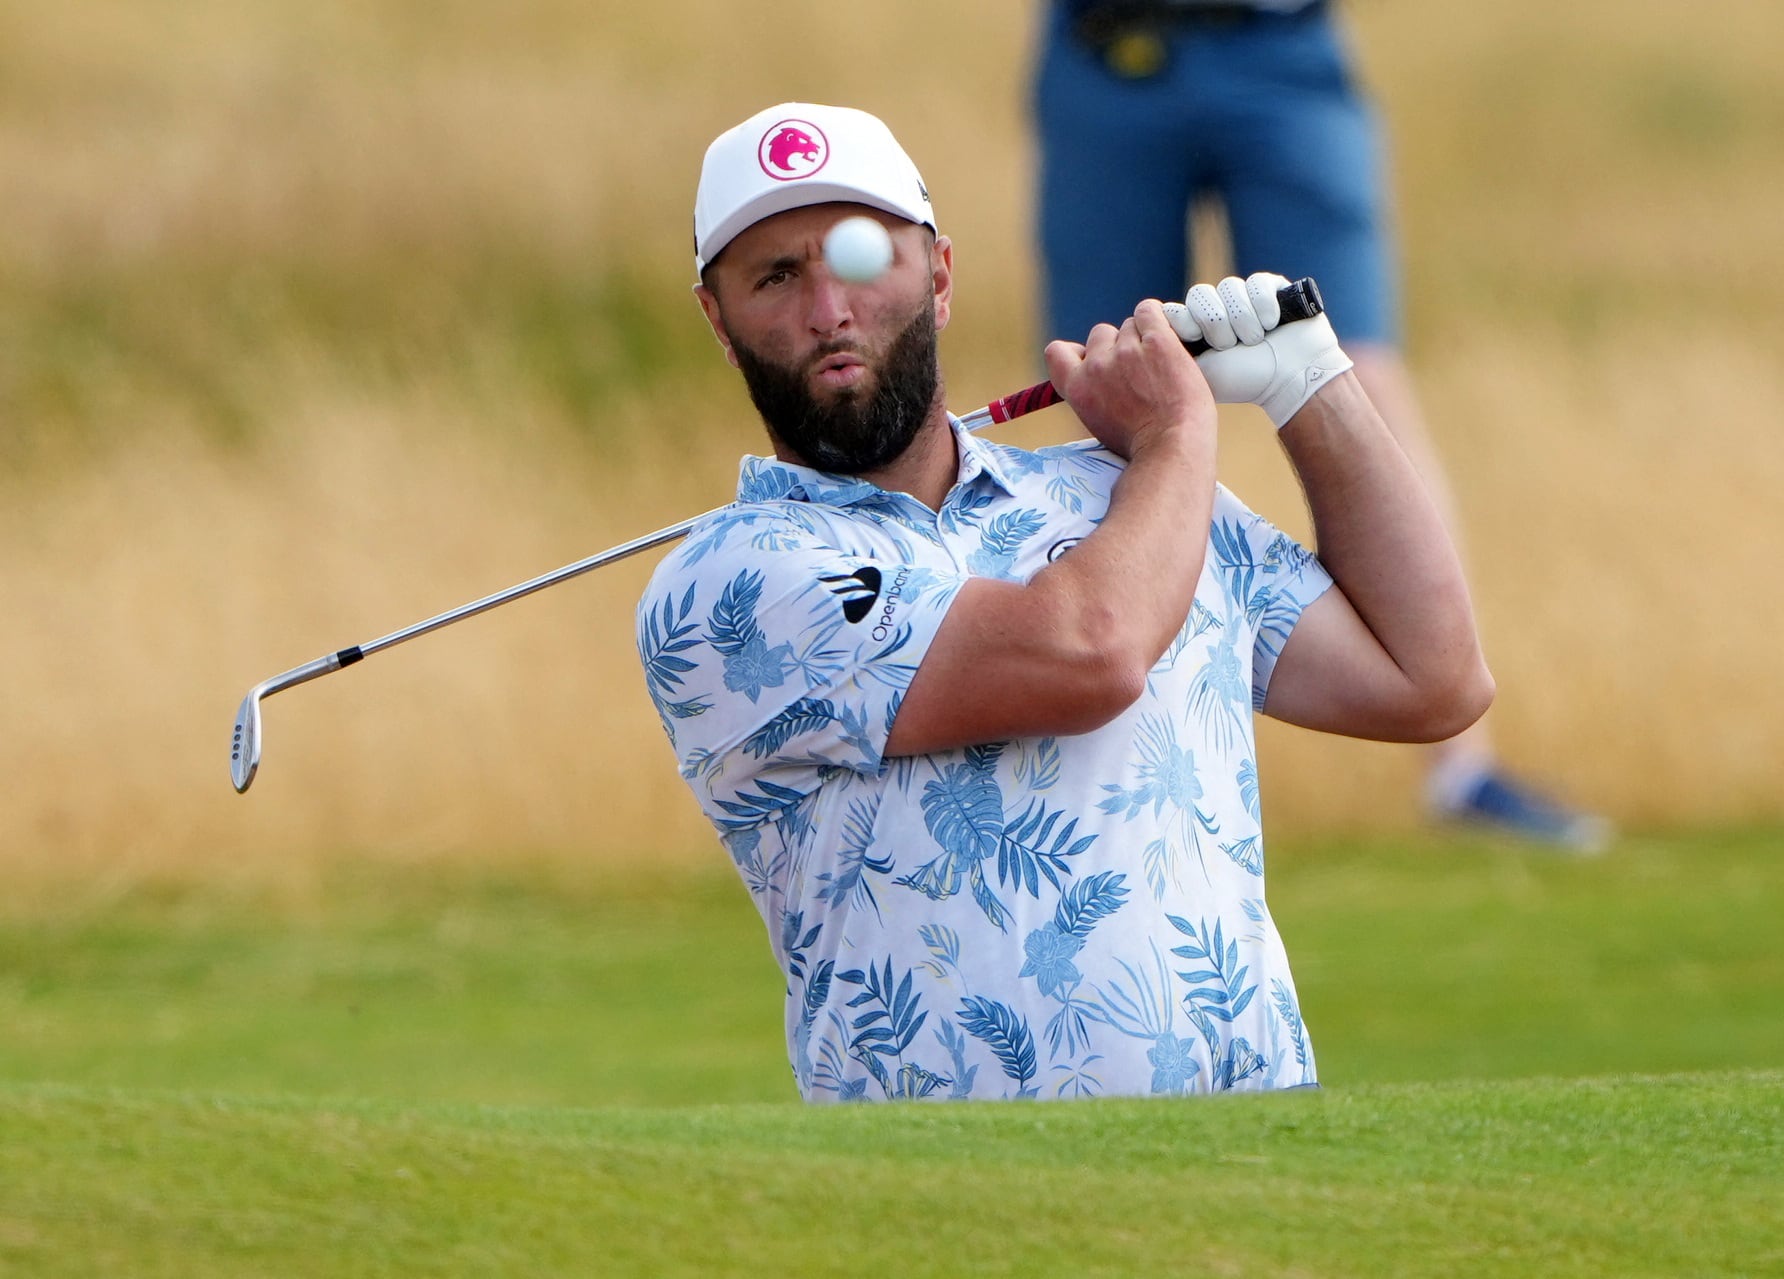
{"left": 823, "top": 216, "right": 894, "bottom": 283}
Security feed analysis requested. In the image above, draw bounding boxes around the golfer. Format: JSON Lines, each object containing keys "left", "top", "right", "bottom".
{"left": 636, "top": 102, "right": 1491, "bottom": 1101}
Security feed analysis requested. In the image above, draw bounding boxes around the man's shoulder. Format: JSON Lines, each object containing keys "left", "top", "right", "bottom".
{"left": 1207, "top": 482, "right": 1306, "bottom": 546}
{"left": 638, "top": 499, "right": 876, "bottom": 611}
{"left": 981, "top": 435, "right": 1126, "bottom": 483}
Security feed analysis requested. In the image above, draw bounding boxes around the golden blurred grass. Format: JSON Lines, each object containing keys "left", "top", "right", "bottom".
{"left": 3, "top": 0, "right": 1782, "bottom": 880}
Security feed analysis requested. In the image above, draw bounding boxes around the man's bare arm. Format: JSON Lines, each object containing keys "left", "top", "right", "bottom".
{"left": 1263, "top": 373, "right": 1495, "bottom": 740}
{"left": 884, "top": 301, "right": 1216, "bottom": 758}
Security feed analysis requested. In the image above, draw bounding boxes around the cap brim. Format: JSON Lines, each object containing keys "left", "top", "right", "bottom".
{"left": 697, "top": 184, "right": 935, "bottom": 274}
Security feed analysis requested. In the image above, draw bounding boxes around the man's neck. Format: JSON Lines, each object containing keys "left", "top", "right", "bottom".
{"left": 777, "top": 408, "right": 960, "bottom": 512}
{"left": 860, "top": 410, "right": 961, "bottom": 511}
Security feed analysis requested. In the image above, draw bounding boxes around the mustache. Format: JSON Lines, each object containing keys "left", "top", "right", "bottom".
{"left": 807, "top": 340, "right": 865, "bottom": 367}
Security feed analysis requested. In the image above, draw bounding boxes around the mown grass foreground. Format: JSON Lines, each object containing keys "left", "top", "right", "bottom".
{"left": 5, "top": 829, "right": 1780, "bottom": 1107}
{"left": 3, "top": 1072, "right": 1779, "bottom": 1278}
{"left": 3, "top": 827, "right": 1781, "bottom": 1275}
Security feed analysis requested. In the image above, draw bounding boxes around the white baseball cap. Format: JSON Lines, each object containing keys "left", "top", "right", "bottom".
{"left": 693, "top": 102, "right": 937, "bottom": 275}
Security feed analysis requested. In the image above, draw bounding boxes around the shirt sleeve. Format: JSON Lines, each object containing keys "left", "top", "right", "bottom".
{"left": 1206, "top": 485, "right": 1335, "bottom": 711}
{"left": 635, "top": 504, "right": 964, "bottom": 814}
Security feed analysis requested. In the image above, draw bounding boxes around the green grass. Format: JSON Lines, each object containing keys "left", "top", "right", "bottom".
{"left": 3, "top": 824, "right": 1784, "bottom": 1105}
{"left": 1282, "top": 826, "right": 1784, "bottom": 1083}
{"left": 3, "top": 829, "right": 1781, "bottom": 1275}
{"left": 0, "top": 863, "right": 789, "bottom": 1107}
{"left": 2, "top": 1072, "right": 1779, "bottom": 1277}
{"left": 4, "top": 829, "right": 1781, "bottom": 1108}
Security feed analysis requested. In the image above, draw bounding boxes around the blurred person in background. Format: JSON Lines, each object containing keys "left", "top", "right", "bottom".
{"left": 637, "top": 102, "right": 1491, "bottom": 1101}
{"left": 1032, "top": 0, "right": 1610, "bottom": 850}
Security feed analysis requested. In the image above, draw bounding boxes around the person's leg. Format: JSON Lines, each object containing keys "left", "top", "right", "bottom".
{"left": 1033, "top": 9, "right": 1205, "bottom": 343}
{"left": 1212, "top": 9, "right": 1608, "bottom": 850}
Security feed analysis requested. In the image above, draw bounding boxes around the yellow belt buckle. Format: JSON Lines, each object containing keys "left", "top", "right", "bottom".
{"left": 1104, "top": 28, "right": 1168, "bottom": 79}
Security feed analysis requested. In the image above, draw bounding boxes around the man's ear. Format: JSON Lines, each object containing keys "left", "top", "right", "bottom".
{"left": 930, "top": 234, "right": 954, "bottom": 333}
{"left": 693, "top": 282, "right": 740, "bottom": 369}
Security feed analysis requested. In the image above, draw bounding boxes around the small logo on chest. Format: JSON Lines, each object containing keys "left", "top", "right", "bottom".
{"left": 819, "top": 566, "right": 883, "bottom": 623}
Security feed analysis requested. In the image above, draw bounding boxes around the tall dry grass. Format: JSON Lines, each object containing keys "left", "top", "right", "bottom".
{"left": 3, "top": 0, "right": 1781, "bottom": 882}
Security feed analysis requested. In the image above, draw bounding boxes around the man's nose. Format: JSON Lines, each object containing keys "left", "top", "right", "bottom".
{"left": 806, "top": 269, "right": 854, "bottom": 336}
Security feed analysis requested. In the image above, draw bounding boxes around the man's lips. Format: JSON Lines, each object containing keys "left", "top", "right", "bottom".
{"left": 813, "top": 351, "right": 868, "bottom": 389}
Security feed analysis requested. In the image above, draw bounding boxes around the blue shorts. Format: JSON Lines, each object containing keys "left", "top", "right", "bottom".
{"left": 1034, "top": 3, "right": 1398, "bottom": 346}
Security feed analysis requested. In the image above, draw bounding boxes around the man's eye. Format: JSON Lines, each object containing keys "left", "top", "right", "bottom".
{"left": 756, "top": 269, "right": 793, "bottom": 290}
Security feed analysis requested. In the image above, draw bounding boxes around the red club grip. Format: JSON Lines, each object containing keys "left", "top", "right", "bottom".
{"left": 977, "top": 276, "right": 1325, "bottom": 428}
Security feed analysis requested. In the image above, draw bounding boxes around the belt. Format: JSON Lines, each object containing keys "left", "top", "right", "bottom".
{"left": 1073, "top": 1, "right": 1326, "bottom": 78}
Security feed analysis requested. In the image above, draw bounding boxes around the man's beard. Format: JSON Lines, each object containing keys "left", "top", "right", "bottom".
{"left": 731, "top": 303, "right": 941, "bottom": 476}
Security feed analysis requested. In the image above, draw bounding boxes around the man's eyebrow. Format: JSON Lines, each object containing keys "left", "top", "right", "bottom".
{"left": 739, "top": 252, "right": 805, "bottom": 278}
{"left": 756, "top": 253, "right": 806, "bottom": 276}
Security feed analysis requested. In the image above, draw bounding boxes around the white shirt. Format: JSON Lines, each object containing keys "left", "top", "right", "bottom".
{"left": 636, "top": 418, "right": 1333, "bottom": 1101}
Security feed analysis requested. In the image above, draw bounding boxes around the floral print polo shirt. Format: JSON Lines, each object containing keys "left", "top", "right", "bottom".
{"left": 636, "top": 417, "right": 1333, "bottom": 1101}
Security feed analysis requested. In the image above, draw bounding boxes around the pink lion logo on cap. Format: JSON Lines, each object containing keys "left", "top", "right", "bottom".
{"left": 758, "top": 119, "right": 828, "bottom": 181}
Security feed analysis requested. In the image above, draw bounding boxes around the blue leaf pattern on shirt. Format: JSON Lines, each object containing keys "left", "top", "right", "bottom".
{"left": 1098, "top": 716, "right": 1221, "bottom": 892}
{"left": 1238, "top": 758, "right": 1261, "bottom": 822}
{"left": 1167, "top": 915, "right": 1260, "bottom": 1027}
{"left": 899, "top": 746, "right": 1010, "bottom": 929}
{"left": 1054, "top": 870, "right": 1130, "bottom": 938}
{"left": 957, "top": 996, "right": 1039, "bottom": 1097}
{"left": 1211, "top": 517, "right": 1274, "bottom": 620}
{"left": 1272, "top": 979, "right": 1310, "bottom": 1068}
{"left": 1030, "top": 872, "right": 1130, "bottom": 1062}
{"left": 708, "top": 570, "right": 794, "bottom": 702}
{"left": 837, "top": 958, "right": 949, "bottom": 1099}
{"left": 639, "top": 582, "right": 710, "bottom": 729}
{"left": 814, "top": 798, "right": 893, "bottom": 918}
{"left": 635, "top": 427, "right": 1333, "bottom": 1102}
{"left": 741, "top": 697, "right": 839, "bottom": 758}
{"left": 1189, "top": 627, "right": 1251, "bottom": 752}
{"left": 1212, "top": 1037, "right": 1267, "bottom": 1089}
{"left": 1045, "top": 472, "right": 1095, "bottom": 513}
{"left": 965, "top": 509, "right": 1048, "bottom": 577}
{"left": 1012, "top": 737, "right": 1062, "bottom": 791}
{"left": 1220, "top": 835, "right": 1263, "bottom": 876}
{"left": 933, "top": 1019, "right": 979, "bottom": 1099}
{"left": 938, "top": 484, "right": 996, "bottom": 535}
{"left": 917, "top": 923, "right": 963, "bottom": 983}
{"left": 999, "top": 799, "right": 1096, "bottom": 897}
{"left": 1019, "top": 924, "right": 1083, "bottom": 997}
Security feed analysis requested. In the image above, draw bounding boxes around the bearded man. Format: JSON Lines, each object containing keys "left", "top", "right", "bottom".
{"left": 635, "top": 102, "right": 1491, "bottom": 1102}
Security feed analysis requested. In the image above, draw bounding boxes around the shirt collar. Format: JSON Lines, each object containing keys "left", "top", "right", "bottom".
{"left": 734, "top": 415, "right": 1021, "bottom": 508}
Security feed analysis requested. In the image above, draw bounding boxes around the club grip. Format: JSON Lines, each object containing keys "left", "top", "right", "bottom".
{"left": 1184, "top": 275, "right": 1324, "bottom": 357}
{"left": 982, "top": 276, "right": 1325, "bottom": 425}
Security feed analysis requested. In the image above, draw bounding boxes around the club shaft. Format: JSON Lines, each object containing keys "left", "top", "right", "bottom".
{"left": 279, "top": 377, "right": 1069, "bottom": 679}
{"left": 246, "top": 278, "right": 1323, "bottom": 697}
{"left": 353, "top": 359, "right": 1080, "bottom": 660}
{"left": 358, "top": 514, "right": 709, "bottom": 660}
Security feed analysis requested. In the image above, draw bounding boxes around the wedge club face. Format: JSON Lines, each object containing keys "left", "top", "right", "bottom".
{"left": 229, "top": 652, "right": 356, "bottom": 793}
{"left": 232, "top": 686, "right": 264, "bottom": 793}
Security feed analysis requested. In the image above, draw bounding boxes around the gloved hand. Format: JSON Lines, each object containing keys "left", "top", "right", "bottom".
{"left": 1163, "top": 272, "right": 1354, "bottom": 428}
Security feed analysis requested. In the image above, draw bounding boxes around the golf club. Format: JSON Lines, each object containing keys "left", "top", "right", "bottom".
{"left": 231, "top": 277, "right": 1323, "bottom": 792}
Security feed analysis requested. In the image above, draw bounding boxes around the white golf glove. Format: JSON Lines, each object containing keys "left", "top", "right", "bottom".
{"left": 1164, "top": 272, "right": 1354, "bottom": 428}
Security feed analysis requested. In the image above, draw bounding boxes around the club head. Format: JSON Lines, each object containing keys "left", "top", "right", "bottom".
{"left": 229, "top": 653, "right": 351, "bottom": 794}
{"left": 231, "top": 686, "right": 264, "bottom": 793}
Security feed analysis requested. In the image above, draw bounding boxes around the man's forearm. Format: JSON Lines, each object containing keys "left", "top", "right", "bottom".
{"left": 1034, "top": 426, "right": 1216, "bottom": 678}
{"left": 1279, "top": 373, "right": 1482, "bottom": 687}
{"left": 883, "top": 303, "right": 1223, "bottom": 757}
{"left": 882, "top": 424, "right": 1217, "bottom": 757}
